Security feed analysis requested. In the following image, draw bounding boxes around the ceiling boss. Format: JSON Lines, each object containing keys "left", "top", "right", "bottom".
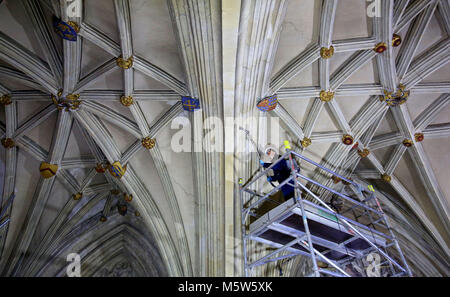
{"left": 381, "top": 84, "right": 410, "bottom": 107}
{"left": 51, "top": 90, "right": 82, "bottom": 111}
{"left": 53, "top": 16, "right": 80, "bottom": 42}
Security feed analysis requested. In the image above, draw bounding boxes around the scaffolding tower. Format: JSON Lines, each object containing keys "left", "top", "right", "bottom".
{"left": 239, "top": 149, "right": 412, "bottom": 277}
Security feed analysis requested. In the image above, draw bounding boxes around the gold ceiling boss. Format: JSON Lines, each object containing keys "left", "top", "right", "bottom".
{"left": 117, "top": 56, "right": 134, "bottom": 69}
{"left": 320, "top": 46, "right": 334, "bottom": 59}
{"left": 40, "top": 162, "right": 58, "bottom": 179}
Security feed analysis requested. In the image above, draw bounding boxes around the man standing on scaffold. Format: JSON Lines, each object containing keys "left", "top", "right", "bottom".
{"left": 260, "top": 144, "right": 295, "bottom": 202}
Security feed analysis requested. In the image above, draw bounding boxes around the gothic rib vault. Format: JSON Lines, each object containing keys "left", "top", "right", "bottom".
{"left": 0, "top": 0, "right": 449, "bottom": 277}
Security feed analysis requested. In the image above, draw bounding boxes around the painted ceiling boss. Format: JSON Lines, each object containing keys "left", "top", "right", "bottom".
{"left": 381, "top": 84, "right": 410, "bottom": 107}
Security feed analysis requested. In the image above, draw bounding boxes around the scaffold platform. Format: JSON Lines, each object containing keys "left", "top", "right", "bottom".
{"left": 239, "top": 149, "right": 412, "bottom": 277}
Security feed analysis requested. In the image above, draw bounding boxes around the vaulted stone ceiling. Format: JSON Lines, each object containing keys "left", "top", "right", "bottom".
{"left": 0, "top": 0, "right": 448, "bottom": 277}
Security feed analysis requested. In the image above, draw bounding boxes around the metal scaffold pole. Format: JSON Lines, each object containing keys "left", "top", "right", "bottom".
{"left": 288, "top": 151, "right": 320, "bottom": 277}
